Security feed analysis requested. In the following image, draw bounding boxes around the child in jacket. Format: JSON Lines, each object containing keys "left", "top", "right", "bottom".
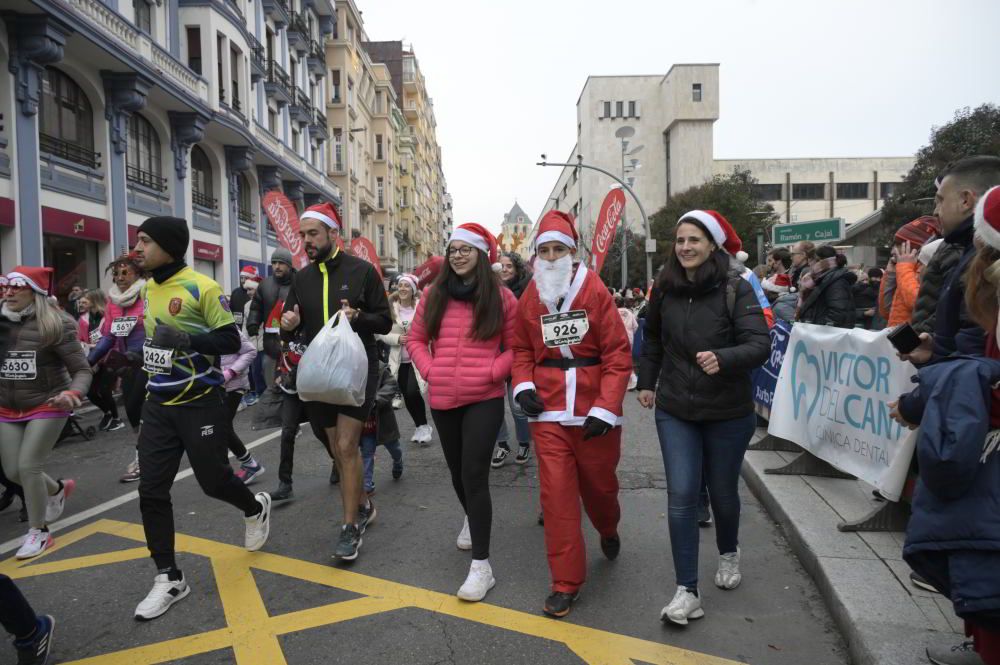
{"left": 360, "top": 361, "right": 403, "bottom": 496}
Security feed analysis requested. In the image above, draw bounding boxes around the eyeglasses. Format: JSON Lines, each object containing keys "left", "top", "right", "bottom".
{"left": 447, "top": 245, "right": 475, "bottom": 258}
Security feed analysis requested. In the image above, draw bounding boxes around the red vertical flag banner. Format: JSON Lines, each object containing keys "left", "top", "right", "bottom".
{"left": 262, "top": 191, "right": 310, "bottom": 269}
{"left": 590, "top": 189, "right": 626, "bottom": 274}
{"left": 350, "top": 236, "right": 383, "bottom": 280}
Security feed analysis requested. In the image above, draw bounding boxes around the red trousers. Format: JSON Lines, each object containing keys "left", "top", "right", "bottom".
{"left": 532, "top": 421, "right": 621, "bottom": 594}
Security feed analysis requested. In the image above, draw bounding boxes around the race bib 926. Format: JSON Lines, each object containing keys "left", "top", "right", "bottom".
{"left": 540, "top": 310, "right": 589, "bottom": 348}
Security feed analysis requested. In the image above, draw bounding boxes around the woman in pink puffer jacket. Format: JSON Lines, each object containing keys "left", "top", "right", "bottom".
{"left": 407, "top": 223, "right": 517, "bottom": 604}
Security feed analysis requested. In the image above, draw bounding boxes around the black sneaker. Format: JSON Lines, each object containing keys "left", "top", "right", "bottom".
{"left": 334, "top": 524, "right": 362, "bottom": 561}
{"left": 106, "top": 418, "right": 126, "bottom": 432}
{"left": 98, "top": 412, "right": 114, "bottom": 431}
{"left": 491, "top": 444, "right": 510, "bottom": 468}
{"left": 329, "top": 464, "right": 340, "bottom": 485}
{"left": 515, "top": 444, "right": 530, "bottom": 464}
{"left": 926, "top": 641, "right": 985, "bottom": 665}
{"left": 358, "top": 499, "right": 377, "bottom": 534}
{"left": 392, "top": 461, "right": 403, "bottom": 480}
{"left": 600, "top": 535, "right": 621, "bottom": 561}
{"left": 543, "top": 591, "right": 579, "bottom": 618}
{"left": 698, "top": 503, "right": 713, "bottom": 527}
{"left": 271, "top": 482, "right": 294, "bottom": 501}
{"left": 910, "top": 571, "right": 940, "bottom": 594}
{"left": 14, "top": 614, "right": 54, "bottom": 665}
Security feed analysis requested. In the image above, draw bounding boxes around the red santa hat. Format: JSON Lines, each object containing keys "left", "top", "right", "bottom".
{"left": 240, "top": 265, "right": 258, "bottom": 279}
{"left": 974, "top": 185, "right": 1000, "bottom": 251}
{"left": 534, "top": 210, "right": 578, "bottom": 250}
{"left": 5, "top": 266, "right": 53, "bottom": 295}
{"left": 762, "top": 273, "right": 792, "bottom": 294}
{"left": 415, "top": 255, "right": 444, "bottom": 289}
{"left": 300, "top": 202, "right": 341, "bottom": 230}
{"left": 679, "top": 210, "right": 749, "bottom": 263}
{"left": 448, "top": 223, "right": 501, "bottom": 271}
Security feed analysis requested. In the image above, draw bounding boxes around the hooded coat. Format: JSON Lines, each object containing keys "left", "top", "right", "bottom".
{"left": 797, "top": 267, "right": 856, "bottom": 328}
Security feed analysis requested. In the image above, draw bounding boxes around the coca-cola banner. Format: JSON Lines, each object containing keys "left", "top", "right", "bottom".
{"left": 591, "top": 189, "right": 626, "bottom": 274}
{"left": 350, "top": 236, "right": 383, "bottom": 280}
{"left": 262, "top": 190, "right": 309, "bottom": 269}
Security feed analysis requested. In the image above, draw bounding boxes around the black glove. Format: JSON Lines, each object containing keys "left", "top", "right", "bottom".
{"left": 516, "top": 389, "right": 545, "bottom": 417}
{"left": 152, "top": 323, "right": 191, "bottom": 351}
{"left": 246, "top": 323, "right": 260, "bottom": 337}
{"left": 582, "top": 416, "right": 612, "bottom": 440}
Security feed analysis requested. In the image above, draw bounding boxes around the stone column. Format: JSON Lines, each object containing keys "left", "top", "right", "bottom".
{"left": 168, "top": 112, "right": 209, "bottom": 265}
{"left": 103, "top": 71, "right": 153, "bottom": 255}
{"left": 225, "top": 145, "right": 254, "bottom": 289}
{"left": 257, "top": 165, "right": 281, "bottom": 265}
{"left": 7, "top": 15, "right": 71, "bottom": 265}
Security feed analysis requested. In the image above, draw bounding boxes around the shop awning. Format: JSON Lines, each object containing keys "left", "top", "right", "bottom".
{"left": 42, "top": 206, "right": 110, "bottom": 243}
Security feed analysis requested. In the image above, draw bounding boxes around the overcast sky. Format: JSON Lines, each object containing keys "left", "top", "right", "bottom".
{"left": 362, "top": 0, "right": 1000, "bottom": 234}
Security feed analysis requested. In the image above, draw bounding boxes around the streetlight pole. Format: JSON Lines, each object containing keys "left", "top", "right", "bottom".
{"left": 537, "top": 155, "right": 654, "bottom": 286}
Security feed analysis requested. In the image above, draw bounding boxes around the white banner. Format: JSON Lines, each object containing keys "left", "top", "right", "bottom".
{"left": 767, "top": 323, "right": 918, "bottom": 501}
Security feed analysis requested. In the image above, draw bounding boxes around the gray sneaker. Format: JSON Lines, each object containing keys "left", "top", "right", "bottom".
{"left": 334, "top": 524, "right": 362, "bottom": 561}
{"left": 926, "top": 641, "right": 985, "bottom": 665}
{"left": 358, "top": 499, "right": 377, "bottom": 534}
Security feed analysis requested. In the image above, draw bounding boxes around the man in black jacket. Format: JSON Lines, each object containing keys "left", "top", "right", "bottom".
{"left": 280, "top": 202, "right": 391, "bottom": 562}
{"left": 247, "top": 247, "right": 295, "bottom": 390}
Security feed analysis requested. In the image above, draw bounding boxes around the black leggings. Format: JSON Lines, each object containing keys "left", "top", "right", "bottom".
{"left": 121, "top": 365, "right": 147, "bottom": 429}
{"left": 222, "top": 390, "right": 249, "bottom": 460}
{"left": 88, "top": 365, "right": 118, "bottom": 418}
{"left": 397, "top": 363, "right": 427, "bottom": 427}
{"left": 431, "top": 398, "right": 504, "bottom": 560}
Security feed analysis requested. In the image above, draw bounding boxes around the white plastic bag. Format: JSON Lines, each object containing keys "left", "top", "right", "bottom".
{"left": 296, "top": 312, "right": 368, "bottom": 406}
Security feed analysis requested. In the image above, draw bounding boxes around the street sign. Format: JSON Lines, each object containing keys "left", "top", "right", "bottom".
{"left": 772, "top": 218, "right": 845, "bottom": 246}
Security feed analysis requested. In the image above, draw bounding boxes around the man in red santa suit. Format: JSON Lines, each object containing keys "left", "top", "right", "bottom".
{"left": 512, "top": 210, "right": 633, "bottom": 619}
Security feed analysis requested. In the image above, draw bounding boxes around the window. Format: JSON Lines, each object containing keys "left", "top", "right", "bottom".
{"left": 628, "top": 101, "right": 636, "bottom": 118}
{"left": 126, "top": 113, "right": 164, "bottom": 190}
{"left": 377, "top": 176, "right": 384, "bottom": 208}
{"left": 332, "top": 128, "right": 343, "bottom": 171}
{"left": 753, "top": 183, "right": 782, "bottom": 201}
{"left": 880, "top": 182, "right": 899, "bottom": 199}
{"left": 187, "top": 27, "right": 201, "bottom": 75}
{"left": 39, "top": 67, "right": 96, "bottom": 167}
{"left": 216, "top": 34, "right": 225, "bottom": 104}
{"left": 331, "top": 70, "right": 341, "bottom": 102}
{"left": 615, "top": 101, "right": 623, "bottom": 118}
{"left": 267, "top": 108, "right": 277, "bottom": 134}
{"left": 836, "top": 182, "right": 869, "bottom": 199}
{"left": 230, "top": 45, "right": 241, "bottom": 111}
{"left": 132, "top": 0, "right": 151, "bottom": 33}
{"left": 375, "top": 91, "right": 384, "bottom": 114}
{"left": 190, "top": 145, "right": 215, "bottom": 209}
{"left": 237, "top": 173, "right": 253, "bottom": 227}
{"left": 375, "top": 134, "right": 384, "bottom": 160}
{"left": 792, "top": 183, "right": 825, "bottom": 200}
{"left": 401, "top": 186, "right": 408, "bottom": 207}
{"left": 692, "top": 83, "right": 702, "bottom": 102}
{"left": 291, "top": 127, "right": 299, "bottom": 153}
{"left": 602, "top": 101, "right": 611, "bottom": 119}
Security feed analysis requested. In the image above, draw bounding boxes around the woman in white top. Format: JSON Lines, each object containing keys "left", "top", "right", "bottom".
{"left": 378, "top": 274, "right": 432, "bottom": 444}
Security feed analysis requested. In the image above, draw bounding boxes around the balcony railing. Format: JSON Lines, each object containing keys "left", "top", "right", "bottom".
{"left": 192, "top": 189, "right": 218, "bottom": 210}
{"left": 286, "top": 11, "right": 309, "bottom": 50}
{"left": 289, "top": 86, "right": 312, "bottom": 124}
{"left": 126, "top": 164, "right": 167, "bottom": 192}
{"left": 265, "top": 59, "right": 292, "bottom": 102}
{"left": 249, "top": 36, "right": 266, "bottom": 82}
{"left": 238, "top": 207, "right": 256, "bottom": 228}
{"left": 307, "top": 39, "right": 326, "bottom": 76}
{"left": 39, "top": 133, "right": 101, "bottom": 169}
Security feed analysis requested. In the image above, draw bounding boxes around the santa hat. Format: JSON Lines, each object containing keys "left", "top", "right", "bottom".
{"left": 397, "top": 273, "right": 419, "bottom": 293}
{"left": 240, "top": 265, "right": 258, "bottom": 279}
{"left": 974, "top": 186, "right": 1000, "bottom": 251}
{"left": 763, "top": 273, "right": 792, "bottom": 294}
{"left": 6, "top": 266, "right": 53, "bottom": 295}
{"left": 300, "top": 202, "right": 341, "bottom": 230}
{"left": 415, "top": 256, "right": 444, "bottom": 289}
{"left": 679, "top": 210, "right": 749, "bottom": 263}
{"left": 448, "top": 223, "right": 501, "bottom": 271}
{"left": 534, "top": 210, "right": 578, "bottom": 250}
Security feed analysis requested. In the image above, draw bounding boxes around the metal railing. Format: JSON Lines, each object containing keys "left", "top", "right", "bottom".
{"left": 266, "top": 59, "right": 292, "bottom": 98}
{"left": 309, "top": 39, "right": 324, "bottom": 61}
{"left": 312, "top": 106, "right": 326, "bottom": 127}
{"left": 126, "top": 164, "right": 167, "bottom": 191}
{"left": 192, "top": 189, "right": 218, "bottom": 210}
{"left": 287, "top": 11, "right": 308, "bottom": 36}
{"left": 39, "top": 133, "right": 101, "bottom": 169}
{"left": 237, "top": 207, "right": 255, "bottom": 227}
{"left": 249, "top": 37, "right": 266, "bottom": 71}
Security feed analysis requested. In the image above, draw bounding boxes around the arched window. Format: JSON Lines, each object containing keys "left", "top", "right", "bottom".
{"left": 39, "top": 67, "right": 97, "bottom": 168}
{"left": 190, "top": 145, "right": 215, "bottom": 209}
{"left": 126, "top": 113, "right": 164, "bottom": 190}
{"left": 237, "top": 173, "right": 254, "bottom": 226}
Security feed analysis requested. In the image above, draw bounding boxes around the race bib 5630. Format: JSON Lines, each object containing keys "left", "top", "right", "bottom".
{"left": 0, "top": 351, "right": 37, "bottom": 380}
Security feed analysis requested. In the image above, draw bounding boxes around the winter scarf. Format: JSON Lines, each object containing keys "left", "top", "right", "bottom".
{"left": 446, "top": 274, "right": 477, "bottom": 301}
{"left": 798, "top": 257, "right": 838, "bottom": 295}
{"left": 1, "top": 302, "right": 35, "bottom": 323}
{"left": 109, "top": 279, "right": 145, "bottom": 308}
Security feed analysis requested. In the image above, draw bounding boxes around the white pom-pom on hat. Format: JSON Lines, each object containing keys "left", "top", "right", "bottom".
{"left": 736, "top": 250, "right": 749, "bottom": 264}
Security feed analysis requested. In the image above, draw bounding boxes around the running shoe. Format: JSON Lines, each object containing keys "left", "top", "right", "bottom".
{"left": 698, "top": 502, "right": 713, "bottom": 527}
{"left": 44, "top": 479, "right": 74, "bottom": 524}
{"left": 600, "top": 534, "right": 621, "bottom": 561}
{"left": 243, "top": 393, "right": 259, "bottom": 407}
{"left": 715, "top": 548, "right": 742, "bottom": 589}
{"left": 14, "top": 613, "right": 54, "bottom": 665}
{"left": 456, "top": 516, "right": 472, "bottom": 551}
{"left": 98, "top": 412, "right": 114, "bottom": 431}
{"left": 358, "top": 499, "right": 377, "bottom": 534}
{"left": 491, "top": 445, "right": 510, "bottom": 468}
{"left": 329, "top": 464, "right": 340, "bottom": 485}
{"left": 15, "top": 529, "right": 53, "bottom": 560}
{"left": 271, "top": 482, "right": 294, "bottom": 502}
{"left": 392, "top": 395, "right": 403, "bottom": 410}
{"left": 514, "top": 443, "right": 531, "bottom": 464}
{"left": 105, "top": 418, "right": 126, "bottom": 432}
{"left": 392, "top": 460, "right": 403, "bottom": 480}
{"left": 414, "top": 424, "right": 433, "bottom": 444}
{"left": 911, "top": 571, "right": 940, "bottom": 594}
{"left": 244, "top": 492, "right": 271, "bottom": 551}
{"left": 235, "top": 459, "right": 265, "bottom": 485}
{"left": 543, "top": 591, "right": 579, "bottom": 618}
{"left": 660, "top": 586, "right": 704, "bottom": 625}
{"left": 134, "top": 573, "right": 190, "bottom": 621}
{"left": 334, "top": 524, "right": 362, "bottom": 561}
{"left": 457, "top": 560, "right": 495, "bottom": 601}
{"left": 120, "top": 455, "right": 141, "bottom": 483}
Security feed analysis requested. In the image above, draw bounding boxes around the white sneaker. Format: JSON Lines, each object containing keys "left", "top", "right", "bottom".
{"left": 244, "top": 492, "right": 271, "bottom": 551}
{"left": 392, "top": 396, "right": 403, "bottom": 410}
{"left": 15, "top": 528, "right": 53, "bottom": 560}
{"left": 456, "top": 516, "right": 472, "bottom": 551}
{"left": 715, "top": 548, "right": 742, "bottom": 589}
{"left": 415, "top": 424, "right": 433, "bottom": 443}
{"left": 45, "top": 479, "right": 75, "bottom": 524}
{"left": 660, "top": 585, "right": 704, "bottom": 625}
{"left": 134, "top": 573, "right": 190, "bottom": 620}
{"left": 457, "top": 559, "right": 495, "bottom": 601}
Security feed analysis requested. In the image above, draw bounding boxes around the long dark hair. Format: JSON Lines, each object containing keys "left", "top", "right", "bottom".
{"left": 422, "top": 250, "right": 505, "bottom": 341}
{"left": 656, "top": 217, "right": 731, "bottom": 295}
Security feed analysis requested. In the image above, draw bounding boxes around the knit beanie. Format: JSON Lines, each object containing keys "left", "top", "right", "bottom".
{"left": 137, "top": 216, "right": 189, "bottom": 262}
{"left": 270, "top": 247, "right": 294, "bottom": 267}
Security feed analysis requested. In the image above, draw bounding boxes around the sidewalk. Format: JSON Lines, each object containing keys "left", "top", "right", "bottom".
{"left": 742, "top": 427, "right": 962, "bottom": 665}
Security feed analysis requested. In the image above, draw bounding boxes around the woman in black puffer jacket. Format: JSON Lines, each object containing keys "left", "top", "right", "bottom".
{"left": 637, "top": 211, "right": 769, "bottom": 626}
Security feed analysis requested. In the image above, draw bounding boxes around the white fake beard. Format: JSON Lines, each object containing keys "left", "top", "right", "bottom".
{"left": 534, "top": 254, "right": 574, "bottom": 306}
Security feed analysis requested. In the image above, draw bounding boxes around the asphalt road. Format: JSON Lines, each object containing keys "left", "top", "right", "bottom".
{"left": 0, "top": 393, "right": 848, "bottom": 665}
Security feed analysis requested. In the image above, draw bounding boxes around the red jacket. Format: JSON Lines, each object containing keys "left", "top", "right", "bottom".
{"left": 406, "top": 284, "right": 518, "bottom": 410}
{"left": 512, "top": 264, "right": 632, "bottom": 426}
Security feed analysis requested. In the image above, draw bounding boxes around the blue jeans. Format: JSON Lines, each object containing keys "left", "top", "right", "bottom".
{"left": 360, "top": 433, "right": 402, "bottom": 493}
{"left": 654, "top": 409, "right": 756, "bottom": 588}
{"left": 249, "top": 354, "right": 265, "bottom": 397}
{"left": 495, "top": 381, "right": 531, "bottom": 446}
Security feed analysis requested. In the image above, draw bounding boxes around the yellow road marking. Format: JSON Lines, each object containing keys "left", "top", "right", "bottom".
{"left": 1, "top": 519, "right": 740, "bottom": 665}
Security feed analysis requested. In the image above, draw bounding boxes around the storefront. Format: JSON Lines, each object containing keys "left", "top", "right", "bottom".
{"left": 42, "top": 206, "right": 109, "bottom": 306}
{"left": 193, "top": 239, "right": 223, "bottom": 282}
